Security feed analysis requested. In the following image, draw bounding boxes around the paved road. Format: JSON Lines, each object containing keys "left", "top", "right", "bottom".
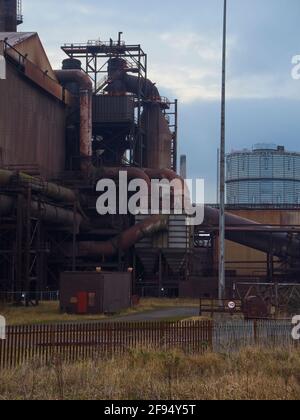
{"left": 109, "top": 307, "right": 199, "bottom": 322}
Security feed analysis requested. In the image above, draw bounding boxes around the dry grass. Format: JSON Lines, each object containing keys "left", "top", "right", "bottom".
{"left": 0, "top": 298, "right": 199, "bottom": 326}
{"left": 0, "top": 347, "right": 300, "bottom": 400}
{"left": 0, "top": 302, "right": 107, "bottom": 326}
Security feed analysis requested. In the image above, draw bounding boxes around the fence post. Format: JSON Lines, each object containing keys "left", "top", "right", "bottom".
{"left": 253, "top": 320, "right": 258, "bottom": 346}
{"left": 208, "top": 321, "right": 213, "bottom": 351}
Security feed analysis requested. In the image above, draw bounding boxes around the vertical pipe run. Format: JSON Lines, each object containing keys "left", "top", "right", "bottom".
{"left": 219, "top": 0, "right": 227, "bottom": 301}
{"left": 80, "top": 89, "right": 92, "bottom": 158}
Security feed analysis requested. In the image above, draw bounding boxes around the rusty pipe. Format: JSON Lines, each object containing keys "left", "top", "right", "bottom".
{"left": 144, "top": 168, "right": 183, "bottom": 183}
{"left": 30, "top": 200, "right": 82, "bottom": 230}
{"left": 55, "top": 69, "right": 93, "bottom": 167}
{"left": 71, "top": 215, "right": 168, "bottom": 257}
{"left": 0, "top": 193, "right": 82, "bottom": 229}
{"left": 98, "top": 167, "right": 151, "bottom": 188}
{"left": 0, "top": 169, "right": 77, "bottom": 203}
{"left": 204, "top": 206, "right": 300, "bottom": 259}
{"left": 144, "top": 168, "right": 191, "bottom": 207}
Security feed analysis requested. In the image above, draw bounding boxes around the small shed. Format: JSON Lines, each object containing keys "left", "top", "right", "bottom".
{"left": 60, "top": 271, "right": 132, "bottom": 315}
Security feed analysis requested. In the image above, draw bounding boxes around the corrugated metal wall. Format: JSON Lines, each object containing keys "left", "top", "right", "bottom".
{"left": 227, "top": 149, "right": 300, "bottom": 204}
{"left": 92, "top": 95, "right": 134, "bottom": 124}
{"left": 0, "top": 61, "right": 66, "bottom": 178}
{"left": 218, "top": 209, "right": 300, "bottom": 276}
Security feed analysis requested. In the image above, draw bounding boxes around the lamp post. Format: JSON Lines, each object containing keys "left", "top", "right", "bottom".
{"left": 219, "top": 0, "right": 227, "bottom": 301}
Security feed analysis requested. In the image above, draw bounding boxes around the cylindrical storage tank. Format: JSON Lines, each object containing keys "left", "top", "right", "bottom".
{"left": 226, "top": 144, "right": 300, "bottom": 205}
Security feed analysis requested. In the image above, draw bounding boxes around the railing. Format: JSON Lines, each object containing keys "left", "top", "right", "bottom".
{"left": 63, "top": 40, "right": 126, "bottom": 48}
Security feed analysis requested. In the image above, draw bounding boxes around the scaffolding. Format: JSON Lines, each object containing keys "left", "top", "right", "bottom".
{"left": 61, "top": 33, "right": 147, "bottom": 167}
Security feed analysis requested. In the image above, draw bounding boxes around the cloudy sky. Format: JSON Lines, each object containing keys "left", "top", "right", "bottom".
{"left": 21, "top": 0, "right": 300, "bottom": 202}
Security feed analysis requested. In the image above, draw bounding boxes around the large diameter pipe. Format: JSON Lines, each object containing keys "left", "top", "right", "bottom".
{"left": 142, "top": 104, "right": 173, "bottom": 169}
{"left": 105, "top": 59, "right": 172, "bottom": 169}
{"left": 0, "top": 169, "right": 77, "bottom": 203}
{"left": 124, "top": 74, "right": 160, "bottom": 100}
{"left": 30, "top": 200, "right": 82, "bottom": 230}
{"left": 98, "top": 167, "right": 151, "bottom": 188}
{"left": 18, "top": 172, "right": 77, "bottom": 203}
{"left": 71, "top": 215, "right": 168, "bottom": 257}
{"left": 55, "top": 69, "right": 93, "bottom": 166}
{"left": 204, "top": 206, "right": 300, "bottom": 259}
{"left": 0, "top": 193, "right": 82, "bottom": 229}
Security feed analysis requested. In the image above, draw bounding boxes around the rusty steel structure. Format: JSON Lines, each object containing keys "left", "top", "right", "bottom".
{"left": 61, "top": 36, "right": 177, "bottom": 170}
{"left": 0, "top": 1, "right": 300, "bottom": 308}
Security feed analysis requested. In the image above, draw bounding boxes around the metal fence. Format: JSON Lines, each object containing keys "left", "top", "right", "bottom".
{"left": 0, "top": 291, "right": 59, "bottom": 303}
{"left": 213, "top": 320, "right": 296, "bottom": 353}
{"left": 0, "top": 320, "right": 297, "bottom": 369}
{"left": 0, "top": 321, "right": 212, "bottom": 369}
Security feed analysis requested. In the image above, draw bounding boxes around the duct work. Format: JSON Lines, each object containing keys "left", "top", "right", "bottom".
{"left": 0, "top": 193, "right": 82, "bottom": 229}
{"left": 55, "top": 62, "right": 93, "bottom": 173}
{"left": 66, "top": 215, "right": 168, "bottom": 257}
{"left": 0, "top": 169, "right": 77, "bottom": 203}
{"left": 0, "top": 169, "right": 81, "bottom": 229}
{"left": 204, "top": 206, "right": 300, "bottom": 260}
{"left": 105, "top": 58, "right": 173, "bottom": 169}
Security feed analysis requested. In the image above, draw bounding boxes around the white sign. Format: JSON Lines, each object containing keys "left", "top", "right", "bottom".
{"left": 0, "top": 316, "right": 6, "bottom": 340}
{"left": 228, "top": 301, "right": 236, "bottom": 310}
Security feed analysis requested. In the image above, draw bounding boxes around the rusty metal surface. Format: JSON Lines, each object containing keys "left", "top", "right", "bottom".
{"left": 142, "top": 104, "right": 172, "bottom": 169}
{"left": 55, "top": 69, "right": 92, "bottom": 165}
{"left": 24, "top": 60, "right": 64, "bottom": 102}
{"left": 65, "top": 215, "right": 169, "bottom": 257}
{"left": 0, "top": 32, "right": 35, "bottom": 46}
{"left": 0, "top": 61, "right": 66, "bottom": 178}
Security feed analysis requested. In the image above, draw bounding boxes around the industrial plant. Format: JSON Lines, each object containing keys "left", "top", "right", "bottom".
{"left": 0, "top": 0, "right": 300, "bottom": 317}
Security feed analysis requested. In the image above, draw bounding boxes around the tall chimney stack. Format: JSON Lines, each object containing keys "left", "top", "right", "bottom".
{"left": 0, "top": 0, "right": 20, "bottom": 32}
{"left": 180, "top": 155, "right": 187, "bottom": 180}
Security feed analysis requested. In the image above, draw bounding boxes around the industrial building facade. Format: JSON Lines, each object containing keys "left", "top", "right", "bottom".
{"left": 226, "top": 144, "right": 300, "bottom": 205}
